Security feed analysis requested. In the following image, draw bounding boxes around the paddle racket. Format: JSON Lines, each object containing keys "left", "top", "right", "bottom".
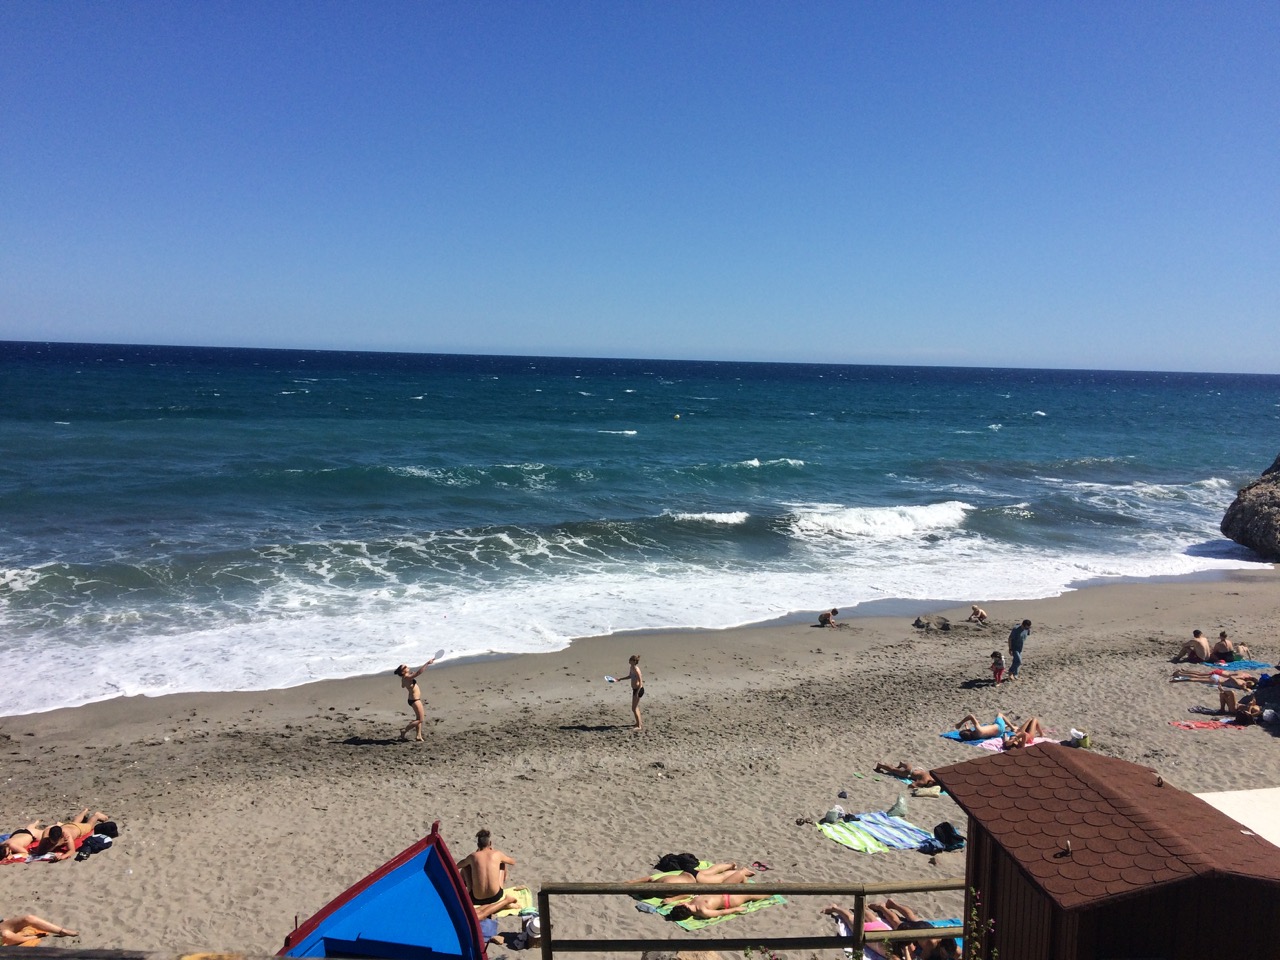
{"left": 433, "top": 648, "right": 446, "bottom": 662}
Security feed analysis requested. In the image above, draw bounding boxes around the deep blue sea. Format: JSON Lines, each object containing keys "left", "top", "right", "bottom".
{"left": 2, "top": 341, "right": 1276, "bottom": 716}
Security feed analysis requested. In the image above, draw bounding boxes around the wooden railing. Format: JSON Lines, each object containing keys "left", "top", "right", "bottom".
{"left": 536, "top": 877, "right": 966, "bottom": 959}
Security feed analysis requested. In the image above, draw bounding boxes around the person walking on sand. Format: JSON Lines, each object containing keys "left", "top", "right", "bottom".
{"left": 625, "top": 654, "right": 644, "bottom": 730}
{"left": 394, "top": 657, "right": 436, "bottom": 741}
{"left": 458, "top": 828, "right": 518, "bottom": 919}
{"left": 1007, "top": 619, "right": 1031, "bottom": 680}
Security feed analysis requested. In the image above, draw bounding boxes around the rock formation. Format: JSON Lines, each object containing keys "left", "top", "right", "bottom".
{"left": 1220, "top": 453, "right": 1280, "bottom": 561}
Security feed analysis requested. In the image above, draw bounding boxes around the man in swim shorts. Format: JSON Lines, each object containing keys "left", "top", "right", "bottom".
{"left": 458, "top": 829, "right": 518, "bottom": 919}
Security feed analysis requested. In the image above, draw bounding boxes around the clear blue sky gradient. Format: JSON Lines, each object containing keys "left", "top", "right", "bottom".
{"left": 3, "top": 2, "right": 1277, "bottom": 372}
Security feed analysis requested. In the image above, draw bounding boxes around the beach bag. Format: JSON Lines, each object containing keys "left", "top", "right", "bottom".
{"left": 933, "top": 821, "right": 965, "bottom": 852}
{"left": 94, "top": 821, "right": 119, "bottom": 838}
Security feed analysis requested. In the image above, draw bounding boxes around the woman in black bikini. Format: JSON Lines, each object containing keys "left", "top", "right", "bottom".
{"left": 627, "top": 654, "right": 644, "bottom": 731}
{"left": 394, "top": 657, "right": 436, "bottom": 742}
{"left": 1, "top": 822, "right": 45, "bottom": 860}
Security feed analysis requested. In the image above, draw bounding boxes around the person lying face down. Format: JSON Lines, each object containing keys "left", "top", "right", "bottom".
{"left": 874, "top": 761, "right": 937, "bottom": 788}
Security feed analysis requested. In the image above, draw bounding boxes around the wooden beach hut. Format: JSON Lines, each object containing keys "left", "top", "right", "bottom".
{"left": 931, "top": 743, "right": 1280, "bottom": 959}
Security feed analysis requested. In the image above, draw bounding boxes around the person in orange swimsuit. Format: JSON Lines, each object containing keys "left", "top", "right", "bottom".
{"left": 42, "top": 810, "right": 108, "bottom": 861}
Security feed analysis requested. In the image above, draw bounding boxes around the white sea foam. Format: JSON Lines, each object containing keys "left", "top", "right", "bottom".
{"left": 598, "top": 430, "right": 638, "bottom": 435}
{"left": 668, "top": 511, "right": 750, "bottom": 524}
{"left": 787, "top": 501, "right": 972, "bottom": 541}
{"left": 0, "top": 532, "right": 1262, "bottom": 719}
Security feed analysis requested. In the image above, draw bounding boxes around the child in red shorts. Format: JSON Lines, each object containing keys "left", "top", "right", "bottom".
{"left": 990, "top": 650, "right": 1006, "bottom": 685}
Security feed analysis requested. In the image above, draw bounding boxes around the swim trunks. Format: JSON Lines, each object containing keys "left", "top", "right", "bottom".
{"left": 408, "top": 697, "right": 423, "bottom": 705}
{"left": 994, "top": 716, "right": 1009, "bottom": 735}
{"left": 723, "top": 893, "right": 732, "bottom": 909}
{"left": 470, "top": 889, "right": 505, "bottom": 906}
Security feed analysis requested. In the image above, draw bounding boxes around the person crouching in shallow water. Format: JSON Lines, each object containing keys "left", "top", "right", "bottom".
{"left": 394, "top": 657, "right": 436, "bottom": 741}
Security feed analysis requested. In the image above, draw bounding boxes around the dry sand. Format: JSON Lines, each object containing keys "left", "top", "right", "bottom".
{"left": 2, "top": 569, "right": 1278, "bottom": 955}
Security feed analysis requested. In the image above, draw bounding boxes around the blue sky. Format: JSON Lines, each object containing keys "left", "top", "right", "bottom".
{"left": 2, "top": 2, "right": 1277, "bottom": 372}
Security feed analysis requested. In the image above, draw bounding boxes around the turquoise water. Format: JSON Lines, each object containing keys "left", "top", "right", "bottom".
{"left": 2, "top": 341, "right": 1276, "bottom": 715}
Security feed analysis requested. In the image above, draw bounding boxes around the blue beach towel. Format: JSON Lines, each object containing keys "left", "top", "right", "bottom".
{"left": 1218, "top": 660, "right": 1271, "bottom": 672}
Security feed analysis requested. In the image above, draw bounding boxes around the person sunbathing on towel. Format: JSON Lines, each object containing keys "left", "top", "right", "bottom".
{"left": 42, "top": 810, "right": 108, "bottom": 861}
{"left": 874, "top": 762, "right": 937, "bottom": 788}
{"left": 1, "top": 822, "right": 46, "bottom": 860}
{"left": 0, "top": 914, "right": 78, "bottom": 946}
{"left": 1001, "top": 716, "right": 1046, "bottom": 750}
{"left": 664, "top": 889, "right": 774, "bottom": 920}
{"left": 626, "top": 861, "right": 755, "bottom": 885}
{"left": 821, "top": 900, "right": 958, "bottom": 959}
{"left": 1170, "top": 668, "right": 1257, "bottom": 688}
{"left": 955, "top": 713, "right": 1008, "bottom": 740}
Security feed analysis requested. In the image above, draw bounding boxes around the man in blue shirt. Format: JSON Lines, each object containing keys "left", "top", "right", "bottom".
{"left": 1007, "top": 619, "right": 1032, "bottom": 679}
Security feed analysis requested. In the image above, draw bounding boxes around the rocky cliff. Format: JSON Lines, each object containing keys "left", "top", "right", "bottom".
{"left": 1220, "top": 453, "right": 1280, "bottom": 561}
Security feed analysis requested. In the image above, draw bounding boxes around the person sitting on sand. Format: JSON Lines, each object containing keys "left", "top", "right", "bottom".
{"left": 0, "top": 914, "right": 78, "bottom": 946}
{"left": 955, "top": 713, "right": 1009, "bottom": 741}
{"left": 1211, "top": 631, "right": 1241, "bottom": 662}
{"left": 966, "top": 605, "right": 988, "bottom": 624}
{"left": 818, "top": 608, "right": 841, "bottom": 628}
{"left": 626, "top": 861, "right": 755, "bottom": 886}
{"left": 1001, "top": 716, "right": 1047, "bottom": 750}
{"left": 663, "top": 889, "right": 774, "bottom": 921}
{"left": 1219, "top": 687, "right": 1265, "bottom": 724}
{"left": 42, "top": 810, "right": 108, "bottom": 861}
{"left": 1170, "top": 668, "right": 1257, "bottom": 689}
{"left": 458, "top": 829, "right": 517, "bottom": 919}
{"left": 1173, "top": 629, "right": 1212, "bottom": 663}
{"left": 0, "top": 822, "right": 45, "bottom": 860}
{"left": 874, "top": 762, "right": 937, "bottom": 788}
{"left": 394, "top": 656, "right": 436, "bottom": 742}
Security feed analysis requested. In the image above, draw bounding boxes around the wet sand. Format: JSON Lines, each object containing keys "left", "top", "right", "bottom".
{"left": 2, "top": 569, "right": 1277, "bottom": 954}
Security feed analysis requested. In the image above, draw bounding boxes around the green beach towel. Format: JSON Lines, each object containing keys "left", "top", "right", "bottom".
{"left": 493, "top": 885, "right": 533, "bottom": 917}
{"left": 633, "top": 861, "right": 786, "bottom": 929}
{"left": 667, "top": 893, "right": 787, "bottom": 930}
{"left": 818, "top": 819, "right": 891, "bottom": 854}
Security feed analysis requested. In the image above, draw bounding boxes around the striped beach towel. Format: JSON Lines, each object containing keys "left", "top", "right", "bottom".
{"left": 818, "top": 820, "right": 891, "bottom": 854}
{"left": 851, "top": 811, "right": 934, "bottom": 850}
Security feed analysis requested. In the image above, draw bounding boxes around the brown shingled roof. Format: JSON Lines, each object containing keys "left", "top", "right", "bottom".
{"left": 931, "top": 743, "right": 1280, "bottom": 911}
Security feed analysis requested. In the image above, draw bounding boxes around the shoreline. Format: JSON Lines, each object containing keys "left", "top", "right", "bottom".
{"left": 3, "top": 569, "right": 1278, "bottom": 954}
{"left": 5, "top": 564, "right": 1271, "bottom": 722}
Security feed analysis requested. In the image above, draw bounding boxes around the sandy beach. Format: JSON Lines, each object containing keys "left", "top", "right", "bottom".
{"left": 3, "top": 569, "right": 1278, "bottom": 955}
